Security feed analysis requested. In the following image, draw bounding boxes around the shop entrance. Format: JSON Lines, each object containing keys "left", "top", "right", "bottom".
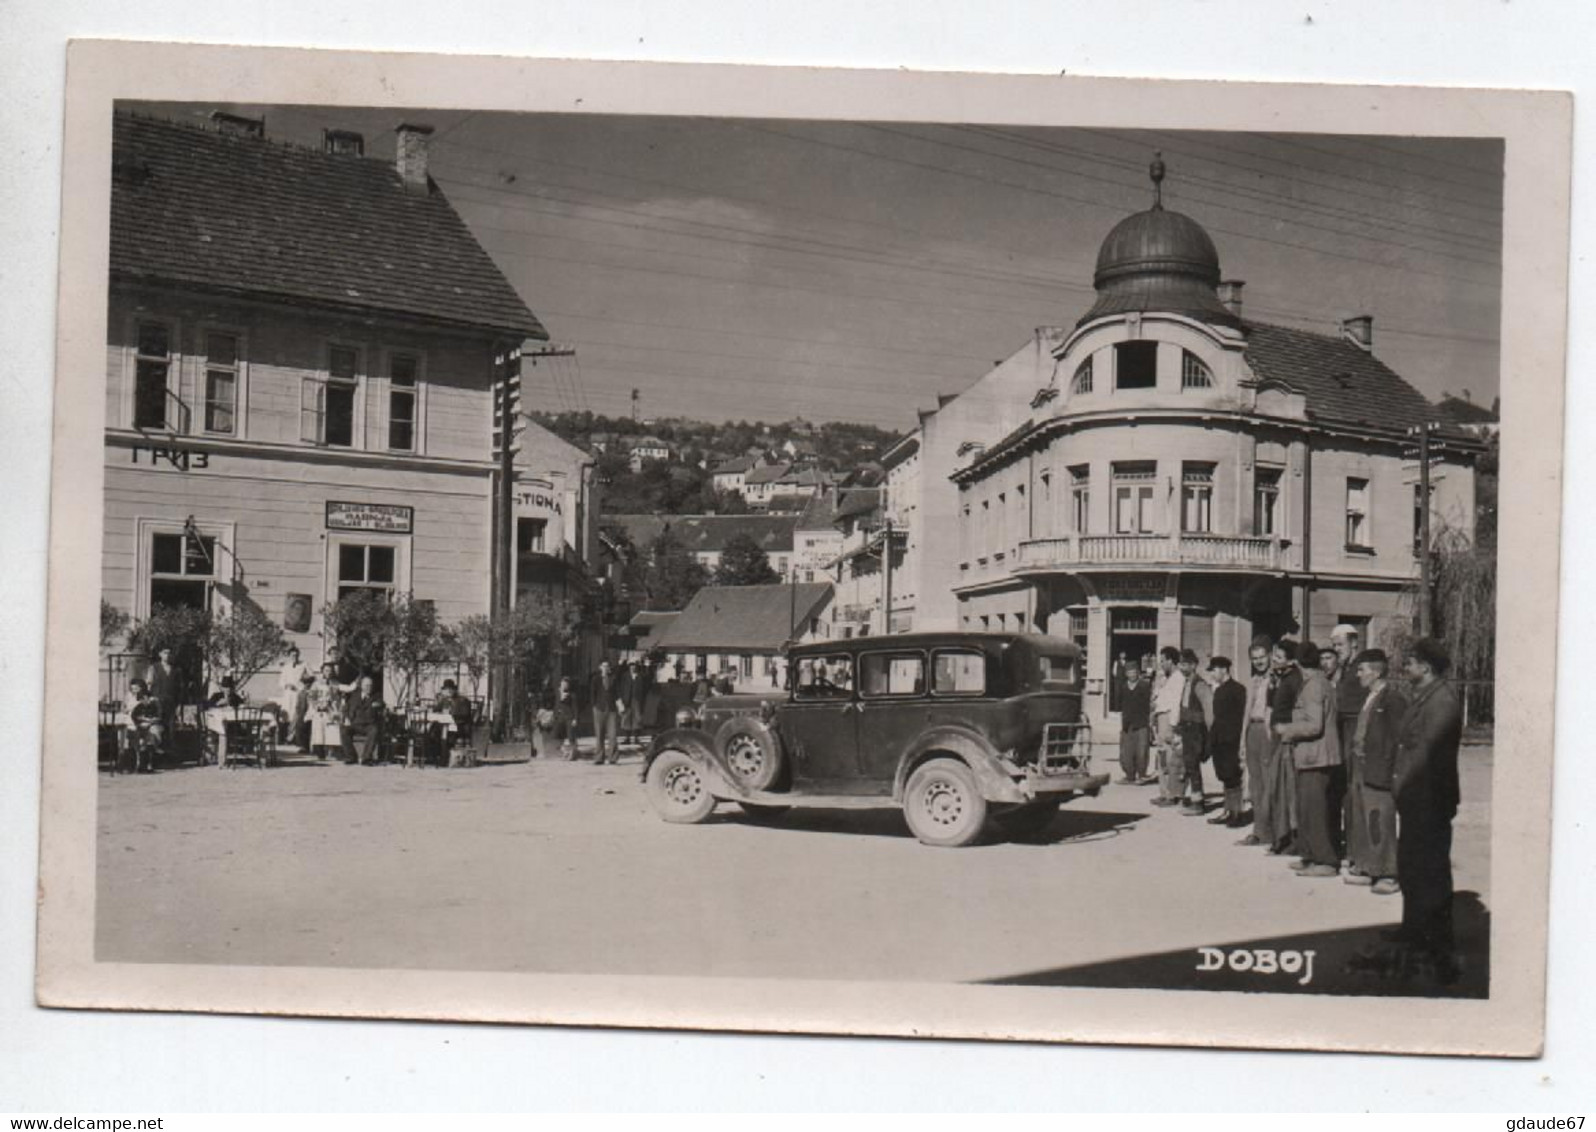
{"left": 1108, "top": 606, "right": 1160, "bottom": 712}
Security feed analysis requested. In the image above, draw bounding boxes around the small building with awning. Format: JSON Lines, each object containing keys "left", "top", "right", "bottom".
{"left": 651, "top": 582, "right": 833, "bottom": 691}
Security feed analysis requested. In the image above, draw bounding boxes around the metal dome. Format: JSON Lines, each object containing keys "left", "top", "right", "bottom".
{"left": 1077, "top": 159, "right": 1243, "bottom": 329}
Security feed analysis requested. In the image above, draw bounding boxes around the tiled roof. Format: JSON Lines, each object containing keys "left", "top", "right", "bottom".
{"left": 111, "top": 112, "right": 545, "bottom": 338}
{"left": 631, "top": 436, "right": 669, "bottom": 450}
{"left": 833, "top": 487, "right": 883, "bottom": 523}
{"left": 655, "top": 583, "right": 834, "bottom": 653}
{"left": 744, "top": 462, "right": 792, "bottom": 486}
{"left": 1434, "top": 394, "right": 1498, "bottom": 425}
{"left": 1242, "top": 323, "right": 1437, "bottom": 431}
{"left": 712, "top": 454, "right": 759, "bottom": 475}
{"left": 607, "top": 514, "right": 798, "bottom": 555}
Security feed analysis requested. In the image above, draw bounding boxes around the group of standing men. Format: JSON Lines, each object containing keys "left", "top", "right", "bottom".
{"left": 1116, "top": 625, "right": 1466, "bottom": 979}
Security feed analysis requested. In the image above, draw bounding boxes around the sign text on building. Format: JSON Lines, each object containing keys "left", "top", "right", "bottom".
{"left": 325, "top": 501, "right": 414, "bottom": 534}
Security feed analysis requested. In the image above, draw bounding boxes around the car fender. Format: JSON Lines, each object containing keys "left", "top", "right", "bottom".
{"left": 892, "top": 725, "right": 1028, "bottom": 805}
{"left": 641, "top": 728, "right": 743, "bottom": 798}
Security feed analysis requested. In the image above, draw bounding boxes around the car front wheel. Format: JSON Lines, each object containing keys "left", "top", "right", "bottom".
{"left": 646, "top": 749, "right": 718, "bottom": 824}
{"left": 903, "top": 757, "right": 988, "bottom": 847}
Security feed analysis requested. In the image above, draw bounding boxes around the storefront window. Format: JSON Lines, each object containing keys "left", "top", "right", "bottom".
{"left": 336, "top": 542, "right": 396, "bottom": 603}
{"left": 149, "top": 530, "right": 215, "bottom": 611}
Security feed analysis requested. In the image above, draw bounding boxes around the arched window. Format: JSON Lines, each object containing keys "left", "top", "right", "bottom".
{"left": 1070, "top": 356, "right": 1094, "bottom": 395}
{"left": 1181, "top": 350, "right": 1214, "bottom": 390}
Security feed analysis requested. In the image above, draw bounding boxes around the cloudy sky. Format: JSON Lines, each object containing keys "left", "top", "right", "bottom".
{"left": 138, "top": 103, "right": 1504, "bottom": 431}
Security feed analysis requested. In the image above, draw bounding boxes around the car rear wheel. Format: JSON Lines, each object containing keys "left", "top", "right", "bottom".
{"left": 716, "top": 716, "right": 785, "bottom": 792}
{"left": 903, "top": 758, "right": 988, "bottom": 847}
{"left": 645, "top": 749, "right": 717, "bottom": 824}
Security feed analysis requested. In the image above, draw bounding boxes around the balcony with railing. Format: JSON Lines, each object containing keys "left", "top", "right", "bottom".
{"left": 1014, "top": 531, "right": 1285, "bottom": 572}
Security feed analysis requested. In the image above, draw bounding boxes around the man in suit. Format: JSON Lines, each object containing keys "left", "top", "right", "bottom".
{"left": 1205, "top": 656, "right": 1250, "bottom": 827}
{"left": 1275, "top": 640, "right": 1342, "bottom": 877}
{"left": 1388, "top": 637, "right": 1464, "bottom": 979}
{"left": 589, "top": 659, "right": 623, "bottom": 765}
{"left": 1348, "top": 648, "right": 1405, "bottom": 895}
{"left": 146, "top": 646, "right": 179, "bottom": 763}
{"left": 341, "top": 674, "right": 384, "bottom": 766}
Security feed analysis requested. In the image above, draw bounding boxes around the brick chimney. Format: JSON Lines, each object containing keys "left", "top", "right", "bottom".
{"left": 1341, "top": 315, "right": 1374, "bottom": 351}
{"left": 1218, "top": 280, "right": 1245, "bottom": 317}
{"left": 395, "top": 123, "right": 435, "bottom": 192}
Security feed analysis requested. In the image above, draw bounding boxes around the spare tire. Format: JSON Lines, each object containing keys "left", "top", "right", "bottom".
{"left": 714, "top": 715, "right": 786, "bottom": 792}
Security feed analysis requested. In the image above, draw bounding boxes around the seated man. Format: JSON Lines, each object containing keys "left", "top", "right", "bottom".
{"left": 340, "top": 675, "right": 385, "bottom": 766}
{"left": 431, "top": 679, "right": 476, "bottom": 766}
{"left": 124, "top": 678, "right": 163, "bottom": 773}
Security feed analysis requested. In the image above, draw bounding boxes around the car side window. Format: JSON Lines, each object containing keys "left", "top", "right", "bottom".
{"left": 932, "top": 650, "right": 987, "bottom": 696}
{"left": 859, "top": 652, "right": 927, "bottom": 699}
{"left": 794, "top": 655, "right": 854, "bottom": 700}
{"left": 1039, "top": 655, "right": 1078, "bottom": 687}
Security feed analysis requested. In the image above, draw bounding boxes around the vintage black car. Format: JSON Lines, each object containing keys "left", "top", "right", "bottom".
{"left": 641, "top": 632, "right": 1107, "bottom": 847}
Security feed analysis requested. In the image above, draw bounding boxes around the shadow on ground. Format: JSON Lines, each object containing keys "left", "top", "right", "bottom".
{"left": 981, "top": 892, "right": 1488, "bottom": 998}
{"left": 710, "top": 806, "right": 1150, "bottom": 844}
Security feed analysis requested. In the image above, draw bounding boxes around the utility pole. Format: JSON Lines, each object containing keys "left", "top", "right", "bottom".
{"left": 1408, "top": 421, "right": 1440, "bottom": 637}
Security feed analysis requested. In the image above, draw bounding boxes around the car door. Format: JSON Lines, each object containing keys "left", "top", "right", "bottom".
{"left": 777, "top": 652, "right": 862, "bottom": 789}
{"left": 854, "top": 648, "right": 931, "bottom": 786}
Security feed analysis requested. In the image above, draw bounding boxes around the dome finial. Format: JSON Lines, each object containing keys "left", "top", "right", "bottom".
{"left": 1150, "top": 151, "right": 1166, "bottom": 209}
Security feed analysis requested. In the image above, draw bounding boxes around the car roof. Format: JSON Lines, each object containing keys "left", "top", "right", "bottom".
{"left": 790, "top": 632, "right": 1082, "bottom": 659}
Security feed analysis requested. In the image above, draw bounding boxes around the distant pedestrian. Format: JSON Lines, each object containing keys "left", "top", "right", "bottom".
{"left": 1263, "top": 639, "right": 1304, "bottom": 855}
{"left": 146, "top": 646, "right": 179, "bottom": 762}
{"left": 1347, "top": 649, "right": 1404, "bottom": 895}
{"left": 1237, "top": 638, "right": 1275, "bottom": 847}
{"left": 553, "top": 675, "right": 580, "bottom": 760}
{"left": 1388, "top": 637, "right": 1464, "bottom": 981}
{"left": 589, "top": 659, "right": 623, "bottom": 765}
{"left": 1205, "top": 656, "right": 1249, "bottom": 827}
{"left": 1150, "top": 646, "right": 1186, "bottom": 808}
{"left": 1117, "top": 657, "right": 1152, "bottom": 785}
{"left": 1276, "top": 641, "right": 1343, "bottom": 878}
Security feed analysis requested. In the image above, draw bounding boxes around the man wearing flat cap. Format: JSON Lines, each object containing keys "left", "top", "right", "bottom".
{"left": 1348, "top": 648, "right": 1405, "bottom": 895}
{"left": 1389, "top": 637, "right": 1464, "bottom": 979}
{"left": 1204, "top": 656, "right": 1249, "bottom": 827}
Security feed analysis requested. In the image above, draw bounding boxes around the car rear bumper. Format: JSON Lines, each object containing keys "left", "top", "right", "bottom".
{"left": 1020, "top": 770, "right": 1110, "bottom": 801}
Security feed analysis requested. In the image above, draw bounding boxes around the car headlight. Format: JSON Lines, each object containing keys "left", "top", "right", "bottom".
{"left": 675, "top": 707, "right": 698, "bottom": 728}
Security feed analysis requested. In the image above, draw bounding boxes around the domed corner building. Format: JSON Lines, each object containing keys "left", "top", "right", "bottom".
{"left": 898, "top": 160, "right": 1483, "bottom": 723}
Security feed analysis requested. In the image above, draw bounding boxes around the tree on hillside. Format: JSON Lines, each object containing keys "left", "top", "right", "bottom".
{"left": 715, "top": 533, "right": 780, "bottom": 586}
{"left": 644, "top": 529, "right": 711, "bottom": 611}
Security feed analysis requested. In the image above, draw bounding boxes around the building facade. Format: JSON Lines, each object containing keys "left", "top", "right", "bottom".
{"left": 901, "top": 173, "right": 1478, "bottom": 722}
{"left": 102, "top": 111, "right": 551, "bottom": 698}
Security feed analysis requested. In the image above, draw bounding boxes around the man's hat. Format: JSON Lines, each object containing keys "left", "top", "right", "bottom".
{"left": 1297, "top": 640, "right": 1323, "bottom": 666}
{"left": 1206, "top": 656, "right": 1233, "bottom": 671}
{"left": 1353, "top": 648, "right": 1388, "bottom": 667}
{"left": 1408, "top": 636, "right": 1452, "bottom": 675}
{"left": 1330, "top": 623, "right": 1361, "bottom": 641}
